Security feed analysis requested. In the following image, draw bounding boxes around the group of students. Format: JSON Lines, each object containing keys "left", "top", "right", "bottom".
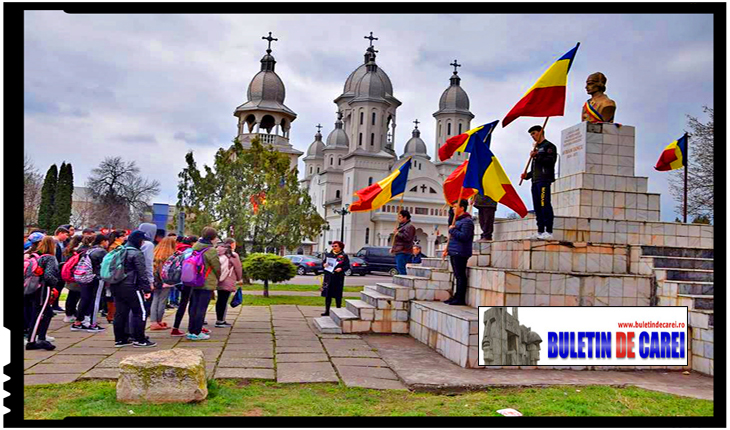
{"left": 24, "top": 223, "right": 243, "bottom": 351}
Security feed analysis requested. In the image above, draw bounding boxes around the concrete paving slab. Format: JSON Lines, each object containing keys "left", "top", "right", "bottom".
{"left": 331, "top": 357, "right": 389, "bottom": 367}
{"left": 56, "top": 347, "right": 116, "bottom": 356}
{"left": 336, "top": 365, "right": 399, "bottom": 380}
{"left": 175, "top": 341, "right": 226, "bottom": 348}
{"left": 215, "top": 368, "right": 276, "bottom": 380}
{"left": 223, "top": 342, "right": 274, "bottom": 350}
{"left": 363, "top": 334, "right": 714, "bottom": 400}
{"left": 218, "top": 357, "right": 274, "bottom": 368}
{"left": 23, "top": 360, "right": 41, "bottom": 370}
{"left": 276, "top": 353, "right": 330, "bottom": 363}
{"left": 317, "top": 334, "right": 363, "bottom": 340}
{"left": 24, "top": 373, "right": 80, "bottom": 386}
{"left": 276, "top": 346, "right": 326, "bottom": 354}
{"left": 276, "top": 362, "right": 339, "bottom": 384}
{"left": 78, "top": 368, "right": 119, "bottom": 380}
{"left": 40, "top": 354, "right": 106, "bottom": 366}
{"left": 274, "top": 339, "right": 323, "bottom": 348}
{"left": 325, "top": 349, "right": 380, "bottom": 358}
{"left": 25, "top": 362, "right": 97, "bottom": 375}
{"left": 220, "top": 349, "right": 274, "bottom": 359}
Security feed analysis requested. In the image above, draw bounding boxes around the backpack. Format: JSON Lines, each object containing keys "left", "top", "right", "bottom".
{"left": 61, "top": 251, "right": 83, "bottom": 283}
{"left": 24, "top": 253, "right": 43, "bottom": 295}
{"left": 161, "top": 251, "right": 186, "bottom": 285}
{"left": 100, "top": 245, "right": 129, "bottom": 284}
{"left": 219, "top": 254, "right": 234, "bottom": 283}
{"left": 181, "top": 246, "right": 211, "bottom": 287}
{"left": 73, "top": 250, "right": 96, "bottom": 284}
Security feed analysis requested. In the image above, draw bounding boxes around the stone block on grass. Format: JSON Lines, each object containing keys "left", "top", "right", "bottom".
{"left": 117, "top": 348, "right": 207, "bottom": 404}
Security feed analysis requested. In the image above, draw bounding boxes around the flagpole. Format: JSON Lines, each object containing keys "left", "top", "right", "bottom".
{"left": 392, "top": 158, "right": 412, "bottom": 249}
{"left": 518, "top": 116, "right": 550, "bottom": 186}
{"left": 683, "top": 133, "right": 689, "bottom": 223}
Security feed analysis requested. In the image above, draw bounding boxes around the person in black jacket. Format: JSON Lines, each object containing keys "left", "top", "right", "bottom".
{"left": 111, "top": 230, "right": 156, "bottom": 348}
{"left": 321, "top": 241, "right": 350, "bottom": 316}
{"left": 70, "top": 234, "right": 109, "bottom": 333}
{"left": 521, "top": 125, "right": 558, "bottom": 240}
{"left": 26, "top": 236, "right": 61, "bottom": 351}
{"left": 51, "top": 226, "right": 70, "bottom": 313}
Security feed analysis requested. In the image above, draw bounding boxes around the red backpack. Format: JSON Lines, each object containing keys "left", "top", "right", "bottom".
{"left": 61, "top": 251, "right": 84, "bottom": 283}
{"left": 24, "top": 253, "right": 44, "bottom": 295}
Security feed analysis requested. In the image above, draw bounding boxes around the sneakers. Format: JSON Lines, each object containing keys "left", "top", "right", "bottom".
{"left": 186, "top": 332, "right": 211, "bottom": 341}
{"left": 63, "top": 315, "right": 76, "bottom": 323}
{"left": 201, "top": 327, "right": 210, "bottom": 334}
{"left": 538, "top": 232, "right": 554, "bottom": 240}
{"left": 528, "top": 232, "right": 542, "bottom": 240}
{"left": 133, "top": 338, "right": 157, "bottom": 348}
{"left": 70, "top": 323, "right": 86, "bottom": 331}
{"left": 85, "top": 324, "right": 106, "bottom": 333}
{"left": 203, "top": 321, "right": 209, "bottom": 326}
{"left": 149, "top": 322, "right": 167, "bottom": 331}
{"left": 214, "top": 321, "right": 231, "bottom": 328}
{"left": 46, "top": 336, "right": 55, "bottom": 342}
{"left": 115, "top": 339, "right": 134, "bottom": 348}
{"left": 170, "top": 328, "right": 185, "bottom": 337}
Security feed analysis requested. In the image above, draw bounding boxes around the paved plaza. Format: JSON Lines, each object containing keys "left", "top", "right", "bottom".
{"left": 24, "top": 304, "right": 713, "bottom": 400}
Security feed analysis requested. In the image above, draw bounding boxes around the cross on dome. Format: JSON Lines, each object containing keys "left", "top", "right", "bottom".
{"left": 450, "top": 59, "right": 462, "bottom": 74}
{"left": 364, "top": 31, "right": 378, "bottom": 47}
{"left": 262, "top": 32, "right": 278, "bottom": 53}
{"left": 316, "top": 124, "right": 323, "bottom": 133}
{"left": 413, "top": 119, "right": 420, "bottom": 129}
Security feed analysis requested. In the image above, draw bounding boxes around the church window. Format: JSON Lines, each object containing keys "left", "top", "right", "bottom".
{"left": 420, "top": 184, "right": 427, "bottom": 193}
{"left": 438, "top": 123, "right": 442, "bottom": 138}
{"left": 447, "top": 123, "right": 451, "bottom": 136}
{"left": 330, "top": 157, "right": 334, "bottom": 166}
{"left": 372, "top": 112, "right": 376, "bottom": 125}
{"left": 359, "top": 133, "right": 363, "bottom": 146}
{"left": 368, "top": 177, "right": 373, "bottom": 186}
{"left": 459, "top": 123, "right": 463, "bottom": 134}
{"left": 336, "top": 190, "right": 341, "bottom": 199}
{"left": 310, "top": 167, "right": 313, "bottom": 174}
{"left": 415, "top": 207, "right": 429, "bottom": 215}
{"left": 365, "top": 228, "right": 370, "bottom": 244}
{"left": 317, "top": 167, "right": 320, "bottom": 173}
{"left": 360, "top": 112, "right": 364, "bottom": 125}
{"left": 347, "top": 177, "right": 351, "bottom": 194}
{"left": 338, "top": 157, "right": 342, "bottom": 166}
{"left": 430, "top": 187, "right": 437, "bottom": 194}
{"left": 370, "top": 133, "right": 375, "bottom": 146}
{"left": 409, "top": 186, "right": 418, "bottom": 192}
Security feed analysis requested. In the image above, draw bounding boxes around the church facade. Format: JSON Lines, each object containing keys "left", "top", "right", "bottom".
{"left": 236, "top": 33, "right": 478, "bottom": 256}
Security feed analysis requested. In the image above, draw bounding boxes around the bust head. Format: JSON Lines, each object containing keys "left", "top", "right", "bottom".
{"left": 586, "top": 72, "right": 607, "bottom": 95}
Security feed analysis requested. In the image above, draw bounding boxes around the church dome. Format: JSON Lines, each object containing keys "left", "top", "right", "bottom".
{"left": 353, "top": 62, "right": 388, "bottom": 100}
{"left": 247, "top": 69, "right": 286, "bottom": 104}
{"left": 402, "top": 123, "right": 430, "bottom": 160}
{"left": 305, "top": 129, "right": 325, "bottom": 159}
{"left": 342, "top": 46, "right": 394, "bottom": 96}
{"left": 439, "top": 83, "right": 470, "bottom": 111}
{"left": 325, "top": 112, "right": 349, "bottom": 149}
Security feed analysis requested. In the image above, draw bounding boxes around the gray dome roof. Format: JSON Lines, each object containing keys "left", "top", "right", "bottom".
{"left": 325, "top": 113, "right": 349, "bottom": 149}
{"left": 402, "top": 126, "right": 430, "bottom": 160}
{"left": 247, "top": 70, "right": 285, "bottom": 104}
{"left": 305, "top": 131, "right": 325, "bottom": 159}
{"left": 344, "top": 63, "right": 393, "bottom": 96}
{"left": 353, "top": 63, "right": 388, "bottom": 100}
{"left": 439, "top": 81, "right": 469, "bottom": 111}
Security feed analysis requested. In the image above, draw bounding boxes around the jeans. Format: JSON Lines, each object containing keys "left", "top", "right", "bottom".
{"left": 188, "top": 289, "right": 212, "bottom": 335}
{"left": 77, "top": 279, "right": 101, "bottom": 324}
{"left": 216, "top": 290, "right": 232, "bottom": 322}
{"left": 449, "top": 255, "right": 469, "bottom": 304}
{"left": 168, "top": 287, "right": 180, "bottom": 305}
{"left": 395, "top": 252, "right": 410, "bottom": 275}
{"left": 477, "top": 206, "right": 497, "bottom": 240}
{"left": 64, "top": 290, "right": 81, "bottom": 317}
{"left": 531, "top": 181, "right": 554, "bottom": 233}
{"left": 150, "top": 287, "right": 171, "bottom": 323}
{"left": 173, "top": 285, "right": 192, "bottom": 330}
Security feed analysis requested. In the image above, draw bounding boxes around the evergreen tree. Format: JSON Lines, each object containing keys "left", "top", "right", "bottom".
{"left": 37, "top": 164, "right": 58, "bottom": 232}
{"left": 52, "top": 162, "right": 74, "bottom": 228}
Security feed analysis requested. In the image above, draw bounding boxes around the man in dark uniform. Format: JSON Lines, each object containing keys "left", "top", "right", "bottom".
{"left": 520, "top": 125, "right": 558, "bottom": 240}
{"left": 474, "top": 194, "right": 498, "bottom": 242}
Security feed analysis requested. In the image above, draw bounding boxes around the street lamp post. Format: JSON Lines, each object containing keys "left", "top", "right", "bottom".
{"left": 332, "top": 204, "right": 350, "bottom": 243}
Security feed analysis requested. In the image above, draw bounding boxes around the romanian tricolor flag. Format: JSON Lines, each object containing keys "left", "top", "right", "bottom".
{"left": 350, "top": 158, "right": 412, "bottom": 212}
{"left": 463, "top": 120, "right": 528, "bottom": 217}
{"left": 654, "top": 134, "right": 688, "bottom": 171}
{"left": 438, "top": 124, "right": 492, "bottom": 162}
{"left": 442, "top": 160, "right": 478, "bottom": 205}
{"left": 502, "top": 43, "right": 580, "bottom": 128}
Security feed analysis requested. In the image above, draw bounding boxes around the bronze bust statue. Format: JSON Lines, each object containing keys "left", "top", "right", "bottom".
{"left": 581, "top": 72, "right": 616, "bottom": 123}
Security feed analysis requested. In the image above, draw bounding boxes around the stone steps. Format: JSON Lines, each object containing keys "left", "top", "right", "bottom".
{"left": 345, "top": 299, "right": 375, "bottom": 321}
{"left": 641, "top": 246, "right": 713, "bottom": 259}
{"left": 360, "top": 289, "right": 407, "bottom": 310}
{"left": 677, "top": 294, "right": 713, "bottom": 311}
{"left": 375, "top": 283, "right": 415, "bottom": 301}
{"left": 655, "top": 268, "right": 713, "bottom": 282}
{"left": 409, "top": 301, "right": 480, "bottom": 368}
{"left": 645, "top": 256, "right": 713, "bottom": 270}
{"left": 392, "top": 274, "right": 430, "bottom": 289}
{"left": 314, "top": 316, "right": 342, "bottom": 334}
{"left": 419, "top": 257, "right": 450, "bottom": 270}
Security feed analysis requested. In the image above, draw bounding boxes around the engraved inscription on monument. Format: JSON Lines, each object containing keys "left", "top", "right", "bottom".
{"left": 560, "top": 122, "right": 587, "bottom": 177}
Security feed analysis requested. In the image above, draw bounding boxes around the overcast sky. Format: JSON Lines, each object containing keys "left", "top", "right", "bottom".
{"left": 24, "top": 13, "right": 714, "bottom": 221}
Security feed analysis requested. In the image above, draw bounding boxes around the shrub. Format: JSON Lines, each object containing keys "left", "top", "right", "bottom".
{"left": 241, "top": 253, "right": 297, "bottom": 297}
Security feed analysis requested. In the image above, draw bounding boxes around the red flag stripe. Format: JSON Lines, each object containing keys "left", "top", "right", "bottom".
{"left": 502, "top": 86, "right": 566, "bottom": 128}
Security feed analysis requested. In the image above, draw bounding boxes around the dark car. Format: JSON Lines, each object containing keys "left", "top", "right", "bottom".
{"left": 345, "top": 256, "right": 369, "bottom": 276}
{"left": 283, "top": 255, "right": 323, "bottom": 275}
{"left": 354, "top": 246, "right": 398, "bottom": 276}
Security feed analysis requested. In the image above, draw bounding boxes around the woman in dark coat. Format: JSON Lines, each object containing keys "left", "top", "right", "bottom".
{"left": 321, "top": 241, "right": 350, "bottom": 316}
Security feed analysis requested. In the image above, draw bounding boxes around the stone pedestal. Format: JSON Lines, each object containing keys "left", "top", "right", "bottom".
{"left": 553, "top": 122, "right": 660, "bottom": 222}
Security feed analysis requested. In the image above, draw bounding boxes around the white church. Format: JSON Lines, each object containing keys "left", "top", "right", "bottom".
{"left": 234, "top": 32, "right": 481, "bottom": 256}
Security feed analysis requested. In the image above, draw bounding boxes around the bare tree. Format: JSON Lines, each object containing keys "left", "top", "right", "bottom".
{"left": 23, "top": 156, "right": 43, "bottom": 228}
{"left": 87, "top": 156, "right": 161, "bottom": 229}
{"left": 69, "top": 189, "right": 95, "bottom": 229}
{"left": 669, "top": 107, "right": 713, "bottom": 222}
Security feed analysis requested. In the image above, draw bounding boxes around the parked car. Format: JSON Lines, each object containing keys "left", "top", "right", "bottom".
{"left": 345, "top": 256, "right": 369, "bottom": 276}
{"left": 283, "top": 255, "right": 323, "bottom": 275}
{"left": 353, "top": 246, "right": 398, "bottom": 276}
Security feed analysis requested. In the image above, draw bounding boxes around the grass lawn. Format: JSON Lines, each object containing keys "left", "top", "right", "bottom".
{"left": 24, "top": 380, "right": 713, "bottom": 419}
{"left": 240, "top": 284, "right": 363, "bottom": 293}
{"left": 235, "top": 295, "right": 328, "bottom": 306}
